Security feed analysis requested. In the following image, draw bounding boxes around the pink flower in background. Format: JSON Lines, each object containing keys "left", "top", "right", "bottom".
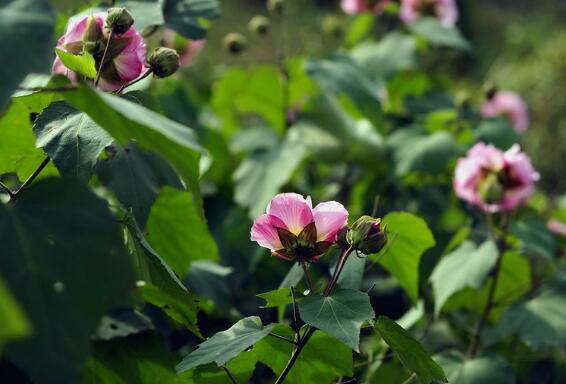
{"left": 341, "top": 0, "right": 371, "bottom": 14}
{"left": 53, "top": 12, "right": 146, "bottom": 92}
{"left": 454, "top": 143, "right": 539, "bottom": 213}
{"left": 548, "top": 219, "right": 566, "bottom": 236}
{"left": 481, "top": 91, "right": 530, "bottom": 133}
{"left": 162, "top": 29, "right": 205, "bottom": 66}
{"left": 400, "top": 0, "right": 459, "bottom": 27}
{"left": 251, "top": 193, "right": 348, "bottom": 262}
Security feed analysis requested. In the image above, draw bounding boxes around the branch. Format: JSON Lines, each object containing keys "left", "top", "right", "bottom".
{"left": 290, "top": 286, "right": 301, "bottom": 343}
{"left": 94, "top": 29, "right": 114, "bottom": 87}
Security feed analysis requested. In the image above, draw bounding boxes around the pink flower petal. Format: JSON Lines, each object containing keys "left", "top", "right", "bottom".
{"left": 313, "top": 201, "right": 349, "bottom": 242}
{"left": 481, "top": 91, "right": 529, "bottom": 133}
{"left": 250, "top": 214, "right": 287, "bottom": 251}
{"left": 266, "top": 193, "right": 314, "bottom": 235}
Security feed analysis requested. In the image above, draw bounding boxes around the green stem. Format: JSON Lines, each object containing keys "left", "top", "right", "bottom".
{"left": 116, "top": 68, "right": 153, "bottom": 94}
{"left": 94, "top": 29, "right": 114, "bottom": 87}
{"left": 221, "top": 366, "right": 238, "bottom": 384}
{"left": 300, "top": 261, "right": 314, "bottom": 293}
{"left": 12, "top": 156, "right": 51, "bottom": 200}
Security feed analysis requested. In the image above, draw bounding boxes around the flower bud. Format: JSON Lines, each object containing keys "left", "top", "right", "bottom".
{"left": 336, "top": 226, "right": 349, "bottom": 249}
{"left": 106, "top": 7, "right": 135, "bottom": 35}
{"left": 267, "top": 0, "right": 285, "bottom": 15}
{"left": 84, "top": 16, "right": 104, "bottom": 42}
{"left": 248, "top": 15, "right": 271, "bottom": 36}
{"left": 223, "top": 33, "right": 247, "bottom": 55}
{"left": 348, "top": 216, "right": 387, "bottom": 255}
{"left": 147, "top": 47, "right": 180, "bottom": 78}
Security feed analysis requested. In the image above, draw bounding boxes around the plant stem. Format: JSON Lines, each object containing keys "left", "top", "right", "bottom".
{"left": 468, "top": 215, "right": 509, "bottom": 357}
{"left": 221, "top": 366, "right": 238, "bottom": 384}
{"left": 290, "top": 286, "right": 301, "bottom": 343}
{"left": 0, "top": 181, "right": 13, "bottom": 198}
{"left": 12, "top": 156, "right": 51, "bottom": 199}
{"left": 275, "top": 246, "right": 354, "bottom": 384}
{"left": 269, "top": 332, "right": 298, "bottom": 345}
{"left": 116, "top": 69, "right": 153, "bottom": 94}
{"left": 16, "top": 85, "right": 77, "bottom": 93}
{"left": 94, "top": 30, "right": 114, "bottom": 87}
{"left": 300, "top": 261, "right": 314, "bottom": 292}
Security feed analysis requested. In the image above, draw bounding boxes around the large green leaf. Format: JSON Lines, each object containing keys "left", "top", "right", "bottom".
{"left": 180, "top": 351, "right": 257, "bottom": 384}
{"left": 337, "top": 254, "right": 367, "bottom": 290}
{"left": 257, "top": 287, "right": 302, "bottom": 308}
{"left": 409, "top": 17, "right": 471, "bottom": 51}
{"left": 163, "top": 0, "right": 220, "bottom": 39}
{"left": 33, "top": 101, "right": 113, "bottom": 180}
{"left": 55, "top": 49, "right": 97, "bottom": 79}
{"left": 62, "top": 82, "right": 203, "bottom": 214}
{"left": 97, "top": 142, "right": 183, "bottom": 227}
{"left": 298, "top": 288, "right": 374, "bottom": 351}
{"left": 0, "top": 277, "right": 31, "bottom": 352}
{"left": 378, "top": 212, "right": 436, "bottom": 303}
{"left": 376, "top": 316, "right": 447, "bottom": 384}
{"left": 176, "top": 316, "right": 273, "bottom": 373}
{"left": 0, "top": 0, "right": 55, "bottom": 110}
{"left": 489, "top": 288, "right": 566, "bottom": 349}
{"left": 83, "top": 332, "right": 179, "bottom": 384}
{"left": 0, "top": 178, "right": 134, "bottom": 383}
{"left": 474, "top": 118, "right": 521, "bottom": 150}
{"left": 124, "top": 213, "right": 201, "bottom": 337}
{"left": 306, "top": 55, "right": 383, "bottom": 128}
{"left": 254, "top": 324, "right": 353, "bottom": 384}
{"left": 0, "top": 95, "right": 58, "bottom": 179}
{"left": 387, "top": 128, "right": 460, "bottom": 175}
{"left": 435, "top": 351, "right": 515, "bottom": 384}
{"left": 430, "top": 241, "right": 498, "bottom": 315}
{"left": 146, "top": 186, "right": 218, "bottom": 277}
{"left": 511, "top": 215, "right": 556, "bottom": 260}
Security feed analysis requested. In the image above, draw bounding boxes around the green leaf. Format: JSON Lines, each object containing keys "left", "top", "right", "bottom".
{"left": 163, "top": 0, "right": 220, "bottom": 39}
{"left": 0, "top": 178, "right": 134, "bottom": 383}
{"left": 97, "top": 142, "right": 183, "bottom": 227}
{"left": 0, "top": 0, "right": 55, "bottom": 110}
{"left": 124, "top": 213, "right": 201, "bottom": 337}
{"left": 378, "top": 212, "right": 436, "bottom": 303}
{"left": 435, "top": 351, "right": 515, "bottom": 384}
{"left": 0, "top": 276, "right": 31, "bottom": 352}
{"left": 298, "top": 288, "right": 374, "bottom": 351}
{"left": 257, "top": 287, "right": 304, "bottom": 308}
{"left": 186, "top": 261, "right": 233, "bottom": 311}
{"left": 180, "top": 351, "right": 257, "bottom": 384}
{"left": 62, "top": 83, "right": 203, "bottom": 214}
{"left": 376, "top": 316, "right": 447, "bottom": 384}
{"left": 409, "top": 17, "right": 471, "bottom": 51}
{"left": 474, "top": 118, "right": 521, "bottom": 150}
{"left": 387, "top": 129, "right": 460, "bottom": 175}
{"left": 55, "top": 49, "right": 97, "bottom": 79}
{"left": 430, "top": 241, "right": 498, "bottom": 315}
{"left": 345, "top": 12, "right": 375, "bottom": 47}
{"left": 306, "top": 55, "right": 383, "bottom": 128}
{"left": 0, "top": 95, "right": 58, "bottom": 180}
{"left": 94, "top": 309, "right": 153, "bottom": 341}
{"left": 233, "top": 132, "right": 308, "bottom": 218}
{"left": 33, "top": 101, "right": 113, "bottom": 180}
{"left": 146, "top": 186, "right": 219, "bottom": 277}
{"left": 84, "top": 332, "right": 179, "bottom": 384}
{"left": 489, "top": 288, "right": 566, "bottom": 349}
{"left": 511, "top": 215, "right": 556, "bottom": 260}
{"left": 350, "top": 32, "right": 417, "bottom": 83}
{"left": 176, "top": 316, "right": 273, "bottom": 373}
{"left": 254, "top": 324, "right": 353, "bottom": 384}
{"left": 337, "top": 254, "right": 366, "bottom": 290}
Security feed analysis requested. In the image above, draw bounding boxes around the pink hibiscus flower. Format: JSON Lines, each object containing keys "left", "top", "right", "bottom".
{"left": 400, "top": 0, "right": 459, "bottom": 27}
{"left": 481, "top": 91, "right": 530, "bottom": 134}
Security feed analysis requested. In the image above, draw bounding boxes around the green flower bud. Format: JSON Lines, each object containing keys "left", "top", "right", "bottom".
{"left": 147, "top": 47, "right": 180, "bottom": 78}
{"left": 478, "top": 172, "right": 504, "bottom": 204}
{"left": 106, "top": 7, "right": 134, "bottom": 35}
{"left": 248, "top": 15, "right": 271, "bottom": 36}
{"left": 84, "top": 16, "right": 104, "bottom": 43}
{"left": 348, "top": 216, "right": 387, "bottom": 255}
{"left": 223, "top": 33, "right": 247, "bottom": 55}
{"left": 267, "top": 0, "right": 285, "bottom": 15}
{"left": 322, "top": 16, "right": 344, "bottom": 39}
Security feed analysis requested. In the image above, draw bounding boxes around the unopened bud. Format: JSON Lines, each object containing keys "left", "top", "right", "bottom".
{"left": 348, "top": 216, "right": 387, "bottom": 255}
{"left": 248, "top": 15, "right": 271, "bottom": 36}
{"left": 147, "top": 47, "right": 180, "bottom": 78}
{"left": 336, "top": 226, "right": 349, "bottom": 249}
{"left": 267, "top": 0, "right": 285, "bottom": 15}
{"left": 106, "top": 7, "right": 134, "bottom": 35}
{"left": 223, "top": 33, "right": 247, "bottom": 55}
{"left": 322, "top": 16, "right": 344, "bottom": 39}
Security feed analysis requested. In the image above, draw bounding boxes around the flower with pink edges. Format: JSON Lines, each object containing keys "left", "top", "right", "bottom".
{"left": 481, "top": 91, "right": 530, "bottom": 134}
{"left": 251, "top": 193, "right": 349, "bottom": 262}
{"left": 547, "top": 219, "right": 566, "bottom": 237}
{"left": 162, "top": 29, "right": 205, "bottom": 67}
{"left": 400, "top": 0, "right": 459, "bottom": 28}
{"left": 53, "top": 12, "right": 147, "bottom": 92}
{"left": 341, "top": 0, "right": 392, "bottom": 15}
{"left": 454, "top": 143, "right": 539, "bottom": 213}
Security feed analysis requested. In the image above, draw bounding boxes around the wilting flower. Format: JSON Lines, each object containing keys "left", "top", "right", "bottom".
{"left": 251, "top": 193, "right": 348, "bottom": 262}
{"left": 53, "top": 12, "right": 146, "bottom": 92}
{"left": 162, "top": 29, "right": 205, "bottom": 67}
{"left": 454, "top": 143, "right": 539, "bottom": 213}
{"left": 481, "top": 91, "right": 529, "bottom": 133}
{"left": 400, "top": 0, "right": 459, "bottom": 27}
